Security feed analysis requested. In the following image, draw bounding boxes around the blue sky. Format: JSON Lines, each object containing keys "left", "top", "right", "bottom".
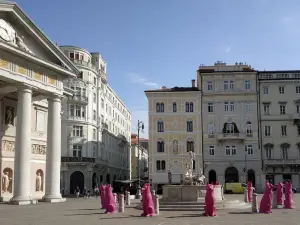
{"left": 14, "top": 0, "right": 300, "bottom": 137}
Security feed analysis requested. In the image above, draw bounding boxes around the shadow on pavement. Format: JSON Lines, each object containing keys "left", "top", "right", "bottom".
{"left": 65, "top": 212, "right": 105, "bottom": 216}
{"left": 229, "top": 212, "right": 254, "bottom": 215}
{"left": 166, "top": 214, "right": 204, "bottom": 218}
{"left": 99, "top": 215, "right": 142, "bottom": 220}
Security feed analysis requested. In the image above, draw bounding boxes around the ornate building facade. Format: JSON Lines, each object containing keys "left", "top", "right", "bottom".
{"left": 59, "top": 46, "right": 131, "bottom": 195}
{"left": 131, "top": 134, "right": 149, "bottom": 180}
{"left": 145, "top": 81, "right": 202, "bottom": 193}
{"left": 259, "top": 70, "right": 300, "bottom": 189}
{"left": 0, "top": 2, "right": 79, "bottom": 204}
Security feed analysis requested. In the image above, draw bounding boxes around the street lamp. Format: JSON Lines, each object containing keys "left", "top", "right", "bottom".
{"left": 135, "top": 120, "right": 144, "bottom": 199}
{"left": 244, "top": 146, "right": 248, "bottom": 183}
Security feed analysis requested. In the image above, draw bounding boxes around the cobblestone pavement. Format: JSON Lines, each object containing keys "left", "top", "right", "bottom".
{"left": 1, "top": 194, "right": 300, "bottom": 225}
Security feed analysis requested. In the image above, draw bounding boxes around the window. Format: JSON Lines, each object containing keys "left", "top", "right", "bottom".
{"left": 93, "top": 93, "right": 96, "bottom": 103}
{"left": 70, "top": 52, "right": 74, "bottom": 59}
{"left": 279, "top": 86, "right": 285, "bottom": 94}
{"left": 93, "top": 145, "right": 96, "bottom": 158}
{"left": 157, "top": 121, "right": 164, "bottom": 132}
{"left": 93, "top": 77, "right": 97, "bottom": 85}
{"left": 157, "top": 140, "right": 164, "bottom": 152}
{"left": 265, "top": 147, "right": 272, "bottom": 159}
{"left": 69, "top": 105, "right": 85, "bottom": 118}
{"left": 225, "top": 146, "right": 231, "bottom": 155}
{"left": 187, "top": 120, "right": 193, "bottom": 132}
{"left": 229, "top": 81, "right": 234, "bottom": 90}
{"left": 244, "top": 80, "right": 251, "bottom": 90}
{"left": 208, "top": 124, "right": 215, "bottom": 135}
{"left": 93, "top": 129, "right": 96, "bottom": 140}
{"left": 73, "top": 126, "right": 83, "bottom": 137}
{"left": 93, "top": 110, "right": 96, "bottom": 120}
{"left": 225, "top": 123, "right": 234, "bottom": 134}
{"left": 297, "top": 126, "right": 300, "bottom": 135}
{"left": 189, "top": 102, "right": 194, "bottom": 112}
{"left": 224, "top": 102, "right": 229, "bottom": 112}
{"left": 263, "top": 86, "right": 268, "bottom": 94}
{"left": 231, "top": 145, "right": 236, "bottom": 155}
{"left": 73, "top": 145, "right": 82, "bottom": 157}
{"left": 185, "top": 102, "right": 194, "bottom": 112}
{"left": 280, "top": 104, "right": 286, "bottom": 115}
{"left": 281, "top": 125, "right": 287, "bottom": 136}
{"left": 246, "top": 122, "right": 252, "bottom": 135}
{"left": 245, "top": 103, "right": 251, "bottom": 113}
{"left": 224, "top": 81, "right": 229, "bottom": 90}
{"left": 297, "top": 104, "right": 300, "bottom": 114}
{"left": 230, "top": 102, "right": 235, "bottom": 112}
{"left": 263, "top": 104, "right": 270, "bottom": 115}
{"left": 246, "top": 145, "right": 253, "bottom": 155}
{"left": 208, "top": 102, "right": 214, "bottom": 112}
{"left": 193, "top": 160, "right": 196, "bottom": 170}
{"left": 282, "top": 148, "right": 288, "bottom": 160}
{"left": 187, "top": 140, "right": 194, "bottom": 152}
{"left": 296, "top": 86, "right": 300, "bottom": 94}
{"left": 156, "top": 160, "right": 166, "bottom": 171}
{"left": 207, "top": 81, "right": 213, "bottom": 91}
{"left": 101, "top": 99, "right": 104, "bottom": 109}
{"left": 264, "top": 126, "right": 271, "bottom": 136}
{"left": 209, "top": 146, "right": 215, "bottom": 156}
{"left": 172, "top": 102, "right": 177, "bottom": 112}
{"left": 156, "top": 102, "right": 164, "bottom": 112}
{"left": 75, "top": 53, "right": 79, "bottom": 60}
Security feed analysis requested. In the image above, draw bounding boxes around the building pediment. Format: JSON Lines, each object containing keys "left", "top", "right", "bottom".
{"left": 0, "top": 2, "right": 79, "bottom": 77}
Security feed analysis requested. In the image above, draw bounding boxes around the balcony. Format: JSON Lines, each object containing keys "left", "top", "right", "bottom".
{"left": 61, "top": 157, "right": 95, "bottom": 163}
{"left": 216, "top": 133, "right": 245, "bottom": 141}
{"left": 66, "top": 116, "right": 86, "bottom": 121}
{"left": 70, "top": 58, "right": 97, "bottom": 71}
{"left": 69, "top": 94, "right": 88, "bottom": 104}
{"left": 264, "top": 158, "right": 300, "bottom": 165}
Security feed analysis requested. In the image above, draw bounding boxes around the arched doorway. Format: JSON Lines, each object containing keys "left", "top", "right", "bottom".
{"left": 113, "top": 175, "right": 117, "bottom": 181}
{"left": 92, "top": 173, "right": 97, "bottom": 188}
{"left": 100, "top": 175, "right": 103, "bottom": 183}
{"left": 70, "top": 171, "right": 84, "bottom": 194}
{"left": 106, "top": 174, "right": 110, "bottom": 184}
{"left": 247, "top": 169, "right": 255, "bottom": 187}
{"left": 208, "top": 170, "right": 217, "bottom": 184}
{"left": 225, "top": 167, "right": 239, "bottom": 183}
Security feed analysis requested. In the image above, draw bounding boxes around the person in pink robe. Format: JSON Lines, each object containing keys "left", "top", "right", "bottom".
{"left": 259, "top": 182, "right": 273, "bottom": 214}
{"left": 203, "top": 184, "right": 216, "bottom": 217}
{"left": 247, "top": 181, "right": 253, "bottom": 202}
{"left": 104, "top": 185, "right": 117, "bottom": 214}
{"left": 276, "top": 182, "right": 283, "bottom": 205}
{"left": 141, "top": 183, "right": 155, "bottom": 217}
{"left": 284, "top": 181, "right": 295, "bottom": 209}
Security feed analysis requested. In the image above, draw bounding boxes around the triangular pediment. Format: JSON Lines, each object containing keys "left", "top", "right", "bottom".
{"left": 0, "top": 2, "right": 79, "bottom": 77}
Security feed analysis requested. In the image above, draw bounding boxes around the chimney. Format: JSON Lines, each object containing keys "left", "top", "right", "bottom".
{"left": 191, "top": 79, "right": 195, "bottom": 88}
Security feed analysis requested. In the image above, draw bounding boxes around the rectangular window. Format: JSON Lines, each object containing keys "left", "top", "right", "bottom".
{"left": 245, "top": 103, "right": 251, "bottom": 113}
{"left": 230, "top": 102, "right": 235, "bottom": 112}
{"left": 280, "top": 104, "right": 286, "bottom": 115}
{"left": 281, "top": 125, "right": 287, "bottom": 136}
{"left": 93, "top": 145, "right": 96, "bottom": 158}
{"left": 246, "top": 123, "right": 252, "bottom": 134}
{"left": 266, "top": 148, "right": 272, "bottom": 159}
{"left": 244, "top": 80, "right": 251, "bottom": 90}
{"left": 93, "top": 93, "right": 96, "bottom": 103}
{"left": 208, "top": 102, "right": 214, "bottom": 112}
{"left": 231, "top": 145, "right": 236, "bottom": 155}
{"left": 282, "top": 148, "right": 288, "bottom": 160}
{"left": 73, "top": 126, "right": 83, "bottom": 137}
{"left": 263, "top": 86, "right": 268, "bottom": 94}
{"left": 224, "top": 102, "right": 229, "bottom": 112}
{"left": 297, "top": 126, "right": 300, "bottom": 135}
{"left": 263, "top": 104, "right": 270, "bottom": 115}
{"left": 93, "top": 128, "right": 96, "bottom": 140}
{"left": 264, "top": 126, "right": 271, "bottom": 136}
{"left": 279, "top": 86, "right": 285, "bottom": 94}
{"left": 70, "top": 52, "right": 74, "bottom": 59}
{"left": 208, "top": 124, "right": 215, "bottom": 135}
{"left": 224, "top": 81, "right": 229, "bottom": 90}
{"left": 101, "top": 99, "right": 104, "bottom": 109}
{"left": 93, "top": 110, "right": 96, "bottom": 120}
{"left": 225, "top": 146, "right": 231, "bottom": 155}
{"left": 297, "top": 105, "right": 300, "bottom": 114}
{"left": 207, "top": 81, "right": 213, "bottom": 91}
{"left": 73, "top": 144, "right": 82, "bottom": 157}
{"left": 94, "top": 77, "right": 97, "bottom": 85}
{"left": 246, "top": 145, "right": 253, "bottom": 155}
{"left": 296, "top": 86, "right": 300, "bottom": 94}
{"left": 229, "top": 81, "right": 234, "bottom": 90}
{"left": 209, "top": 146, "right": 215, "bottom": 156}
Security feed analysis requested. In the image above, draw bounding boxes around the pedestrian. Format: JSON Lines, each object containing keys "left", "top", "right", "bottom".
{"left": 75, "top": 186, "right": 80, "bottom": 199}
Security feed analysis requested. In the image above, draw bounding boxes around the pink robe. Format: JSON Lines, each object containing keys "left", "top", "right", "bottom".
{"left": 247, "top": 181, "right": 253, "bottom": 202}
{"left": 141, "top": 183, "right": 155, "bottom": 217}
{"left": 203, "top": 184, "right": 216, "bottom": 217}
{"left": 284, "top": 182, "right": 295, "bottom": 209}
{"left": 104, "top": 185, "right": 117, "bottom": 214}
{"left": 276, "top": 182, "right": 283, "bottom": 205}
{"left": 259, "top": 182, "right": 273, "bottom": 214}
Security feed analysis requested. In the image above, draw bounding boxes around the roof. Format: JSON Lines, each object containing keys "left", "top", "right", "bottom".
{"left": 145, "top": 86, "right": 200, "bottom": 93}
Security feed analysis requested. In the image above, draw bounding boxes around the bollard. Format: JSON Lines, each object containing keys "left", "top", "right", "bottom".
{"left": 113, "top": 193, "right": 117, "bottom": 203}
{"left": 252, "top": 193, "right": 258, "bottom": 213}
{"left": 244, "top": 188, "right": 248, "bottom": 203}
{"left": 272, "top": 192, "right": 277, "bottom": 209}
{"left": 119, "top": 194, "right": 125, "bottom": 212}
{"left": 154, "top": 194, "right": 159, "bottom": 215}
{"left": 125, "top": 191, "right": 131, "bottom": 206}
{"left": 151, "top": 190, "right": 156, "bottom": 205}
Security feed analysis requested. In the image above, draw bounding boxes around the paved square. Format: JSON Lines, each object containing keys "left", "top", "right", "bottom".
{"left": 0, "top": 195, "right": 300, "bottom": 225}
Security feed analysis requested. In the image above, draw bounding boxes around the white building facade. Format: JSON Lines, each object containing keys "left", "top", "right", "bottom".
{"left": 0, "top": 2, "right": 79, "bottom": 204}
{"left": 59, "top": 46, "right": 131, "bottom": 195}
{"left": 259, "top": 70, "right": 300, "bottom": 190}
{"left": 199, "top": 62, "right": 264, "bottom": 192}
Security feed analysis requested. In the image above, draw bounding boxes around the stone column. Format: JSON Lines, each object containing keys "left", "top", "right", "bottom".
{"left": 119, "top": 194, "right": 124, "bottom": 212}
{"left": 10, "top": 87, "right": 32, "bottom": 205}
{"left": 42, "top": 96, "right": 64, "bottom": 202}
{"left": 252, "top": 193, "right": 258, "bottom": 213}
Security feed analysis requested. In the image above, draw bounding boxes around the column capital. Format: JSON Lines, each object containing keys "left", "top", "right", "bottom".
{"left": 16, "top": 84, "right": 35, "bottom": 93}
{"left": 47, "top": 94, "right": 63, "bottom": 102}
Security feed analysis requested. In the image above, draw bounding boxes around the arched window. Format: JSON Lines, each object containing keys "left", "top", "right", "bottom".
{"left": 173, "top": 102, "right": 177, "bottom": 112}
{"left": 156, "top": 160, "right": 166, "bottom": 171}
{"left": 157, "top": 139, "right": 165, "bottom": 152}
{"left": 187, "top": 140, "right": 194, "bottom": 152}
{"left": 157, "top": 120, "right": 164, "bottom": 132}
{"left": 187, "top": 120, "right": 193, "bottom": 132}
{"left": 156, "top": 103, "right": 160, "bottom": 112}
{"left": 193, "top": 160, "right": 195, "bottom": 170}
{"left": 161, "top": 160, "right": 166, "bottom": 170}
{"left": 185, "top": 102, "right": 190, "bottom": 112}
{"left": 189, "top": 102, "right": 194, "bottom": 112}
{"left": 156, "top": 102, "right": 165, "bottom": 112}
{"left": 246, "top": 121, "right": 252, "bottom": 135}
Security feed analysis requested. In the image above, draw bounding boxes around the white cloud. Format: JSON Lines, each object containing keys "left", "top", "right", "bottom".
{"left": 224, "top": 45, "right": 231, "bottom": 53}
{"left": 131, "top": 109, "right": 148, "bottom": 138}
{"left": 128, "top": 73, "right": 160, "bottom": 88}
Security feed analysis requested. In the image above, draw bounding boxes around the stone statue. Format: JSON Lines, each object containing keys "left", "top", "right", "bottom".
{"left": 5, "top": 106, "right": 13, "bottom": 125}
{"left": 2, "top": 172, "right": 11, "bottom": 193}
{"left": 0, "top": 19, "right": 16, "bottom": 44}
{"left": 188, "top": 151, "right": 195, "bottom": 170}
{"left": 16, "top": 35, "right": 34, "bottom": 54}
{"left": 36, "top": 173, "right": 42, "bottom": 191}
{"left": 172, "top": 140, "right": 178, "bottom": 154}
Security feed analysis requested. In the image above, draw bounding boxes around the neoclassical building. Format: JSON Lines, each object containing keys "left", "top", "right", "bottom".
{"left": 259, "top": 70, "right": 300, "bottom": 189}
{"left": 0, "top": 2, "right": 79, "bottom": 204}
{"left": 145, "top": 81, "right": 202, "bottom": 193}
{"left": 59, "top": 46, "right": 131, "bottom": 195}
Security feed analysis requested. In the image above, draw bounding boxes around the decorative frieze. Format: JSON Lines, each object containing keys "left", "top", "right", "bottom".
{"left": 33, "top": 71, "right": 43, "bottom": 81}
{"left": 2, "top": 140, "right": 15, "bottom": 152}
{"left": 31, "top": 144, "right": 46, "bottom": 155}
{"left": 0, "top": 59, "right": 9, "bottom": 69}
{"left": 48, "top": 75, "right": 57, "bottom": 86}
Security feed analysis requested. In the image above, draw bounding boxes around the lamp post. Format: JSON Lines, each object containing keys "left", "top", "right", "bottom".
{"left": 244, "top": 146, "right": 248, "bottom": 183}
{"left": 135, "top": 120, "right": 144, "bottom": 199}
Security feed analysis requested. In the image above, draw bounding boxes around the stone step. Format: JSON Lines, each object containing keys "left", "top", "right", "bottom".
{"left": 159, "top": 203, "right": 251, "bottom": 211}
